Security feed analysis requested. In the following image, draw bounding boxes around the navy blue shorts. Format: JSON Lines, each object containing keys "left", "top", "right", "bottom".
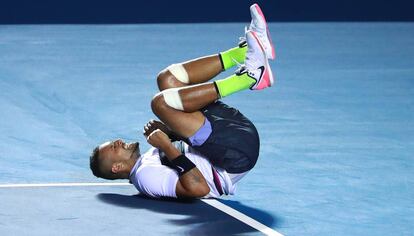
{"left": 189, "top": 101, "right": 260, "bottom": 174}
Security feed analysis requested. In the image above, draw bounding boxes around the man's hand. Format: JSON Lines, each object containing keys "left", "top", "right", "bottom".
{"left": 145, "top": 129, "right": 172, "bottom": 150}
{"left": 143, "top": 119, "right": 171, "bottom": 138}
{"left": 143, "top": 119, "right": 184, "bottom": 142}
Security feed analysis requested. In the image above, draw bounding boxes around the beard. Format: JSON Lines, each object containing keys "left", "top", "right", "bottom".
{"left": 126, "top": 142, "right": 140, "bottom": 158}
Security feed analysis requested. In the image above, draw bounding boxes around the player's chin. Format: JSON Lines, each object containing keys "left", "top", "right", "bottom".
{"left": 130, "top": 142, "right": 140, "bottom": 153}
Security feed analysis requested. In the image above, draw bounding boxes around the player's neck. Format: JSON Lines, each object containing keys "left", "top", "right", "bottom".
{"left": 124, "top": 153, "right": 140, "bottom": 178}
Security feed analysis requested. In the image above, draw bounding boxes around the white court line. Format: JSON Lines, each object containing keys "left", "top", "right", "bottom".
{"left": 0, "top": 182, "right": 283, "bottom": 236}
{"left": 201, "top": 199, "right": 283, "bottom": 236}
{"left": 0, "top": 182, "right": 130, "bottom": 188}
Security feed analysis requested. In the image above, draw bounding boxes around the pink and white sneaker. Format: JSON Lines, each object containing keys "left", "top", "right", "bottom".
{"left": 237, "top": 30, "right": 274, "bottom": 90}
{"left": 248, "top": 3, "right": 276, "bottom": 60}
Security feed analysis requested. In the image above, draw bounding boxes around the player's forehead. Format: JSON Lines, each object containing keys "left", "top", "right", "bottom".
{"left": 98, "top": 141, "right": 112, "bottom": 154}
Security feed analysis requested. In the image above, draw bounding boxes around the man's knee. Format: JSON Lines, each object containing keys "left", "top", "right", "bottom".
{"left": 151, "top": 93, "right": 167, "bottom": 116}
{"left": 157, "top": 69, "right": 174, "bottom": 91}
{"left": 152, "top": 88, "right": 184, "bottom": 115}
{"left": 157, "top": 64, "right": 189, "bottom": 91}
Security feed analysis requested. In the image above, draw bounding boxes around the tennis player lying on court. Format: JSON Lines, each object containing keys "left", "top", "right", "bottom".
{"left": 90, "top": 4, "right": 275, "bottom": 199}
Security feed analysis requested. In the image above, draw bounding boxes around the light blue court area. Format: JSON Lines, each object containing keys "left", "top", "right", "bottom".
{"left": 0, "top": 23, "right": 413, "bottom": 235}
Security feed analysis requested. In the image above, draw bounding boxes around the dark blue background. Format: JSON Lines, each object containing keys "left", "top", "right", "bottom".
{"left": 0, "top": 0, "right": 413, "bottom": 24}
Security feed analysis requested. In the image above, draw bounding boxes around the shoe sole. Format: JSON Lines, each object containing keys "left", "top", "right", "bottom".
{"left": 251, "top": 3, "right": 276, "bottom": 60}
{"left": 249, "top": 31, "right": 274, "bottom": 89}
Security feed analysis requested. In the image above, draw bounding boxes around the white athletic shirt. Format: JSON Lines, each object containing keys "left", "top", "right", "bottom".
{"left": 129, "top": 143, "right": 236, "bottom": 198}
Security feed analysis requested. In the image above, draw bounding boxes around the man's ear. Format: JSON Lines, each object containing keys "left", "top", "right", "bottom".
{"left": 111, "top": 162, "right": 123, "bottom": 174}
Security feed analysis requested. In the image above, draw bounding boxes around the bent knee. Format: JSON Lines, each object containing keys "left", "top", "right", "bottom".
{"left": 157, "top": 69, "right": 174, "bottom": 91}
{"left": 152, "top": 88, "right": 184, "bottom": 114}
{"left": 151, "top": 93, "right": 167, "bottom": 116}
{"left": 157, "top": 64, "right": 188, "bottom": 91}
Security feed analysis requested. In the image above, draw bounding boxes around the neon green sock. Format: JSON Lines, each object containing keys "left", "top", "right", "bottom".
{"left": 214, "top": 73, "right": 255, "bottom": 98}
{"left": 219, "top": 45, "right": 247, "bottom": 70}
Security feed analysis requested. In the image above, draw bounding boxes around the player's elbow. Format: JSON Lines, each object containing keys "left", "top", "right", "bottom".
{"left": 184, "top": 183, "right": 210, "bottom": 198}
{"left": 177, "top": 182, "right": 210, "bottom": 198}
{"left": 191, "top": 184, "right": 210, "bottom": 198}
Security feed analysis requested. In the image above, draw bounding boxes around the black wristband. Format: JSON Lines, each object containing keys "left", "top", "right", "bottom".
{"left": 170, "top": 154, "right": 196, "bottom": 176}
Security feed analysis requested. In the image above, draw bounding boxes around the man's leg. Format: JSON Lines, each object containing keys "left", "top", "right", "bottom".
{"left": 151, "top": 39, "right": 248, "bottom": 138}
{"left": 157, "top": 42, "right": 247, "bottom": 91}
{"left": 152, "top": 30, "right": 273, "bottom": 138}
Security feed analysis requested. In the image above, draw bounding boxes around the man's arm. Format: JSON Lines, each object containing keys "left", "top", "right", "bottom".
{"left": 146, "top": 129, "right": 210, "bottom": 198}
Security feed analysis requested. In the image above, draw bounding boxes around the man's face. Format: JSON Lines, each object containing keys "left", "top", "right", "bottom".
{"left": 98, "top": 139, "right": 139, "bottom": 177}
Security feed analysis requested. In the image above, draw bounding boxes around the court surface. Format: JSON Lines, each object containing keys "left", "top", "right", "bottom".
{"left": 0, "top": 23, "right": 413, "bottom": 235}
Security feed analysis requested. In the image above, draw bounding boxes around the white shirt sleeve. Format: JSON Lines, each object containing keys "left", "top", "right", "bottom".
{"left": 133, "top": 163, "right": 179, "bottom": 198}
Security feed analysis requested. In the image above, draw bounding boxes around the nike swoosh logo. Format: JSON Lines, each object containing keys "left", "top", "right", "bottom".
{"left": 177, "top": 166, "right": 184, "bottom": 173}
{"left": 258, "top": 66, "right": 265, "bottom": 79}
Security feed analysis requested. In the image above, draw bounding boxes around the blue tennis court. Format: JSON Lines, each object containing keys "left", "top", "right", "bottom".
{"left": 0, "top": 23, "right": 413, "bottom": 235}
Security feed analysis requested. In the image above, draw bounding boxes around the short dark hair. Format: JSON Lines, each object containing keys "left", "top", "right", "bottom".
{"left": 90, "top": 146, "right": 118, "bottom": 180}
{"left": 90, "top": 146, "right": 104, "bottom": 178}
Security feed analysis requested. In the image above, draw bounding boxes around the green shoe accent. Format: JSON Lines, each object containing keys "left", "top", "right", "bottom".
{"left": 219, "top": 45, "right": 247, "bottom": 70}
{"left": 214, "top": 73, "right": 255, "bottom": 98}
